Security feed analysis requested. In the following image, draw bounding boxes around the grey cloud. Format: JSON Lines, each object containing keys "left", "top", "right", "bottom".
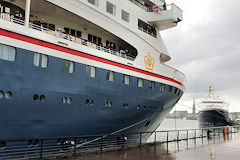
{"left": 161, "top": 0, "right": 240, "bottom": 111}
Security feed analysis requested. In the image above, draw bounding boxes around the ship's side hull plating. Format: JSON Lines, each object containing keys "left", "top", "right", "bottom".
{"left": 0, "top": 46, "right": 182, "bottom": 140}
{"left": 198, "top": 109, "right": 230, "bottom": 127}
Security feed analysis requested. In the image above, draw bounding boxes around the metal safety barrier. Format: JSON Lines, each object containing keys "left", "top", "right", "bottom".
{"left": 0, "top": 126, "right": 239, "bottom": 159}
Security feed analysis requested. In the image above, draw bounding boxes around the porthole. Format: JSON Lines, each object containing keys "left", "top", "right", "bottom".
{"left": 62, "top": 97, "right": 67, "bottom": 104}
{"left": 40, "top": 95, "right": 45, "bottom": 101}
{"left": 123, "top": 103, "right": 128, "bottom": 108}
{"left": 104, "top": 102, "right": 108, "bottom": 107}
{"left": 89, "top": 100, "right": 94, "bottom": 105}
{"left": 85, "top": 99, "right": 89, "bottom": 104}
{"left": 33, "top": 94, "right": 39, "bottom": 101}
{"left": 144, "top": 106, "right": 147, "bottom": 110}
{"left": 108, "top": 101, "right": 112, "bottom": 107}
{"left": 0, "top": 141, "right": 6, "bottom": 149}
{"left": 5, "top": 91, "right": 12, "bottom": 99}
{"left": 0, "top": 91, "right": 4, "bottom": 99}
{"left": 137, "top": 105, "right": 140, "bottom": 110}
{"left": 67, "top": 98, "right": 72, "bottom": 104}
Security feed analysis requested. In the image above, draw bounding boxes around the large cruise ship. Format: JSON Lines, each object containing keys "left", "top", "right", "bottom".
{"left": 0, "top": 0, "right": 185, "bottom": 141}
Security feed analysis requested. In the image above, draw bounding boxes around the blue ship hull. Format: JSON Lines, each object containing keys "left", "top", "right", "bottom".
{"left": 0, "top": 47, "right": 182, "bottom": 140}
{"left": 198, "top": 110, "right": 231, "bottom": 127}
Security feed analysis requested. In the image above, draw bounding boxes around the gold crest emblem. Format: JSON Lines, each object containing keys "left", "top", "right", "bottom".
{"left": 144, "top": 52, "right": 154, "bottom": 71}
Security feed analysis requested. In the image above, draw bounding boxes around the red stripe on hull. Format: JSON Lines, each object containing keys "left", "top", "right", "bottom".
{"left": 0, "top": 28, "right": 185, "bottom": 88}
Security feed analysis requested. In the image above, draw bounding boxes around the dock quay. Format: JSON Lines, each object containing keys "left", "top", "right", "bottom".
{"left": 0, "top": 126, "right": 239, "bottom": 159}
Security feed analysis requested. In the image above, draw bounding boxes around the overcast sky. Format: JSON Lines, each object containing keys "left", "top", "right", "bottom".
{"left": 161, "top": 0, "right": 240, "bottom": 112}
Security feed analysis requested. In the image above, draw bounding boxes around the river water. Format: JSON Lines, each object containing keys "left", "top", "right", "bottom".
{"left": 156, "top": 118, "right": 199, "bottom": 131}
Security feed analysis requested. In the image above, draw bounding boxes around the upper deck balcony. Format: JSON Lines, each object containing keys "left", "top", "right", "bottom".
{"left": 129, "top": 0, "right": 183, "bottom": 31}
{"left": 0, "top": 0, "right": 137, "bottom": 62}
{"left": 146, "top": 3, "right": 183, "bottom": 31}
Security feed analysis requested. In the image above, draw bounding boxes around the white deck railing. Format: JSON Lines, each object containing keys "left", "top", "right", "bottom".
{"left": 0, "top": 13, "right": 135, "bottom": 61}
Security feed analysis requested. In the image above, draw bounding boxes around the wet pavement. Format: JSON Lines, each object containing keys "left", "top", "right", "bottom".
{"left": 67, "top": 134, "right": 240, "bottom": 160}
{"left": 174, "top": 136, "right": 240, "bottom": 160}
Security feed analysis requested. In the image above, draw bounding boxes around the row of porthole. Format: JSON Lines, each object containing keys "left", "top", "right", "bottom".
{"left": 0, "top": 90, "right": 12, "bottom": 99}
{"left": 137, "top": 105, "right": 157, "bottom": 110}
{"left": 30, "top": 95, "right": 157, "bottom": 111}
{"left": 33, "top": 94, "right": 45, "bottom": 101}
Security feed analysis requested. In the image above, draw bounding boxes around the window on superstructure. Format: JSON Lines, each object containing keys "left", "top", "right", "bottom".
{"left": 149, "top": 81, "right": 155, "bottom": 90}
{"left": 123, "top": 75, "right": 130, "bottom": 85}
{"left": 70, "top": 29, "right": 76, "bottom": 36}
{"left": 137, "top": 78, "right": 144, "bottom": 87}
{"left": 0, "top": 44, "right": 16, "bottom": 62}
{"left": 160, "top": 83, "right": 165, "bottom": 91}
{"left": 62, "top": 60, "right": 74, "bottom": 73}
{"left": 64, "top": 27, "right": 82, "bottom": 38}
{"left": 168, "top": 86, "right": 173, "bottom": 92}
{"left": 106, "top": 40, "right": 116, "bottom": 49}
{"left": 33, "top": 53, "right": 48, "bottom": 68}
{"left": 138, "top": 19, "right": 157, "bottom": 38}
{"left": 86, "top": 65, "right": 96, "bottom": 78}
{"left": 77, "top": 31, "right": 82, "bottom": 38}
{"left": 106, "top": 2, "right": 116, "bottom": 16}
{"left": 88, "top": 34, "right": 102, "bottom": 45}
{"left": 121, "top": 10, "right": 129, "bottom": 22}
{"left": 88, "top": 0, "right": 98, "bottom": 6}
{"left": 106, "top": 71, "right": 115, "bottom": 81}
{"left": 174, "top": 87, "right": 178, "bottom": 94}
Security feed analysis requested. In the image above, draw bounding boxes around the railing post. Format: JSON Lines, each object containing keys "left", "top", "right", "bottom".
{"left": 177, "top": 130, "right": 179, "bottom": 151}
{"left": 202, "top": 129, "right": 204, "bottom": 146}
{"left": 194, "top": 129, "right": 197, "bottom": 148}
{"left": 213, "top": 129, "right": 215, "bottom": 143}
{"left": 121, "top": 134, "right": 125, "bottom": 149}
{"left": 177, "top": 130, "right": 179, "bottom": 141}
{"left": 139, "top": 133, "right": 142, "bottom": 147}
{"left": 40, "top": 139, "right": 43, "bottom": 160}
{"left": 74, "top": 137, "right": 77, "bottom": 158}
{"left": 186, "top": 130, "right": 188, "bottom": 150}
{"left": 100, "top": 136, "right": 103, "bottom": 153}
{"left": 166, "top": 131, "right": 169, "bottom": 154}
{"left": 154, "top": 131, "right": 157, "bottom": 145}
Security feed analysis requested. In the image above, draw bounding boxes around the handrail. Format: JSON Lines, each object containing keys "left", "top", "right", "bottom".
{"left": 129, "top": 0, "right": 176, "bottom": 13}
{"left": 138, "top": 26, "right": 157, "bottom": 38}
{"left": 0, "top": 12, "right": 136, "bottom": 61}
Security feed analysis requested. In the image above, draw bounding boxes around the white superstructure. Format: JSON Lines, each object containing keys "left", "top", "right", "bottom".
{"left": 0, "top": 0, "right": 185, "bottom": 90}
